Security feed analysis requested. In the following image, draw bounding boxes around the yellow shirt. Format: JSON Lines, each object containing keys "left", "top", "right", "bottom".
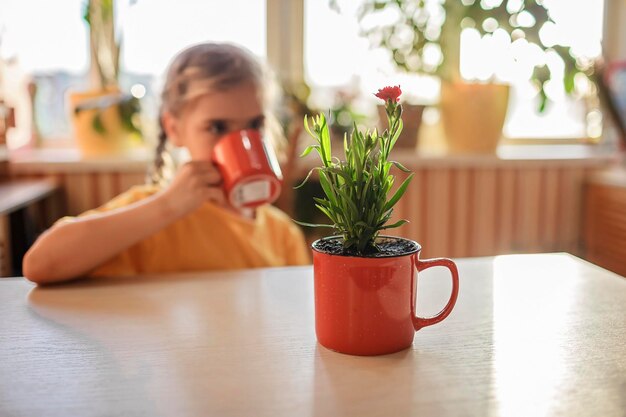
{"left": 65, "top": 185, "right": 310, "bottom": 277}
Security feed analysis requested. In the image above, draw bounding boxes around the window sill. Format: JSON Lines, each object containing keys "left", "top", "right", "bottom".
{"left": 7, "top": 143, "right": 620, "bottom": 176}
{"left": 410, "top": 143, "right": 619, "bottom": 167}
{"left": 8, "top": 147, "right": 152, "bottom": 174}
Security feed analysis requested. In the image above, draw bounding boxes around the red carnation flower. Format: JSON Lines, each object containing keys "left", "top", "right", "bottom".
{"left": 374, "top": 85, "right": 402, "bottom": 102}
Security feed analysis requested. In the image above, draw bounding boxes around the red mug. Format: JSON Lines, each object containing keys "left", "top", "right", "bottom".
{"left": 313, "top": 238, "right": 459, "bottom": 356}
{"left": 212, "top": 129, "right": 283, "bottom": 209}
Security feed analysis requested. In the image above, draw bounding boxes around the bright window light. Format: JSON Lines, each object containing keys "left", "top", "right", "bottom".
{"left": 304, "top": 0, "right": 604, "bottom": 139}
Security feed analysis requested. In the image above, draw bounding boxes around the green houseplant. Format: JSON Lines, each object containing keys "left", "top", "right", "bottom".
{"left": 298, "top": 86, "right": 459, "bottom": 356}
{"left": 69, "top": 0, "right": 141, "bottom": 157}
{"left": 298, "top": 85, "right": 413, "bottom": 254}
{"left": 356, "top": 0, "right": 592, "bottom": 152}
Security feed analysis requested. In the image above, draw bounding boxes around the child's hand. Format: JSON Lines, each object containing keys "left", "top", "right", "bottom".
{"left": 160, "top": 161, "right": 224, "bottom": 217}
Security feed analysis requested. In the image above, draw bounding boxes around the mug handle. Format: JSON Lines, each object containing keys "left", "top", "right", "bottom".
{"left": 411, "top": 255, "right": 460, "bottom": 331}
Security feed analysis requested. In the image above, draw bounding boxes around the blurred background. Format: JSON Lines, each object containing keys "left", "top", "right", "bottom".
{"left": 0, "top": 0, "right": 625, "bottom": 277}
{"left": 0, "top": 0, "right": 614, "bottom": 147}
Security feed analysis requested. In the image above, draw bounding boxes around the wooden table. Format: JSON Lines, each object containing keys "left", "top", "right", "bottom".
{"left": 1, "top": 254, "right": 624, "bottom": 416}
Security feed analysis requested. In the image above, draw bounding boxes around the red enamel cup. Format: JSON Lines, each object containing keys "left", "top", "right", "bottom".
{"left": 212, "top": 129, "right": 283, "bottom": 209}
{"left": 312, "top": 238, "right": 459, "bottom": 356}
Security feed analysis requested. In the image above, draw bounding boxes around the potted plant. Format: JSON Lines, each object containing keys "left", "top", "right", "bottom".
{"left": 297, "top": 86, "right": 460, "bottom": 355}
{"left": 357, "top": 0, "right": 591, "bottom": 153}
{"left": 69, "top": 0, "right": 141, "bottom": 157}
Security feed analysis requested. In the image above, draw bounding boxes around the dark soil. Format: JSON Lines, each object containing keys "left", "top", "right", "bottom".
{"left": 313, "top": 236, "right": 419, "bottom": 258}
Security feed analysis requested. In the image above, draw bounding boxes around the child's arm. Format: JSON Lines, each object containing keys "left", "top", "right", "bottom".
{"left": 23, "top": 162, "right": 223, "bottom": 284}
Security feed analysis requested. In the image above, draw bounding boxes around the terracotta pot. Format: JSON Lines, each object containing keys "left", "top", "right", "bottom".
{"left": 312, "top": 236, "right": 459, "bottom": 356}
{"left": 212, "top": 129, "right": 283, "bottom": 209}
{"left": 68, "top": 88, "right": 131, "bottom": 157}
{"left": 440, "top": 81, "right": 509, "bottom": 154}
{"left": 377, "top": 104, "right": 424, "bottom": 150}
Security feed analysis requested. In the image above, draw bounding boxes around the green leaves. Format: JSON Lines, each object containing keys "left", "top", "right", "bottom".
{"left": 357, "top": 0, "right": 588, "bottom": 112}
{"left": 384, "top": 173, "right": 414, "bottom": 213}
{"left": 297, "top": 95, "right": 413, "bottom": 256}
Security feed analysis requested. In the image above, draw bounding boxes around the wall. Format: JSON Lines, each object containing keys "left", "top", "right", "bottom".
{"left": 10, "top": 147, "right": 613, "bottom": 260}
{"left": 392, "top": 163, "right": 594, "bottom": 259}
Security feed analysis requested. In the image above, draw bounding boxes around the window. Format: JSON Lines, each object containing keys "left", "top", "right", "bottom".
{"left": 0, "top": 0, "right": 606, "bottom": 147}
{"left": 0, "top": 0, "right": 88, "bottom": 74}
{"left": 0, "top": 0, "right": 266, "bottom": 146}
{"left": 303, "top": 0, "right": 604, "bottom": 140}
{"left": 120, "top": 0, "right": 266, "bottom": 75}
{"left": 0, "top": 0, "right": 88, "bottom": 147}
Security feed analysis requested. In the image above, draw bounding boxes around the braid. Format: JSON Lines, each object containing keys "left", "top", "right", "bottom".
{"left": 148, "top": 119, "right": 170, "bottom": 185}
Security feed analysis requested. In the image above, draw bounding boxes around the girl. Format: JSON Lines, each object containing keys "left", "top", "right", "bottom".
{"left": 23, "top": 43, "right": 310, "bottom": 284}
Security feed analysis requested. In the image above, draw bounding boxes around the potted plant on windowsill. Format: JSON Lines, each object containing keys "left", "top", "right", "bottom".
{"left": 68, "top": 0, "right": 141, "bottom": 157}
{"left": 297, "top": 86, "right": 459, "bottom": 356}
{"left": 357, "top": 0, "right": 591, "bottom": 153}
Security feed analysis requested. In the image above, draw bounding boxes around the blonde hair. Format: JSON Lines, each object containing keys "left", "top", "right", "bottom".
{"left": 150, "top": 43, "right": 283, "bottom": 185}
